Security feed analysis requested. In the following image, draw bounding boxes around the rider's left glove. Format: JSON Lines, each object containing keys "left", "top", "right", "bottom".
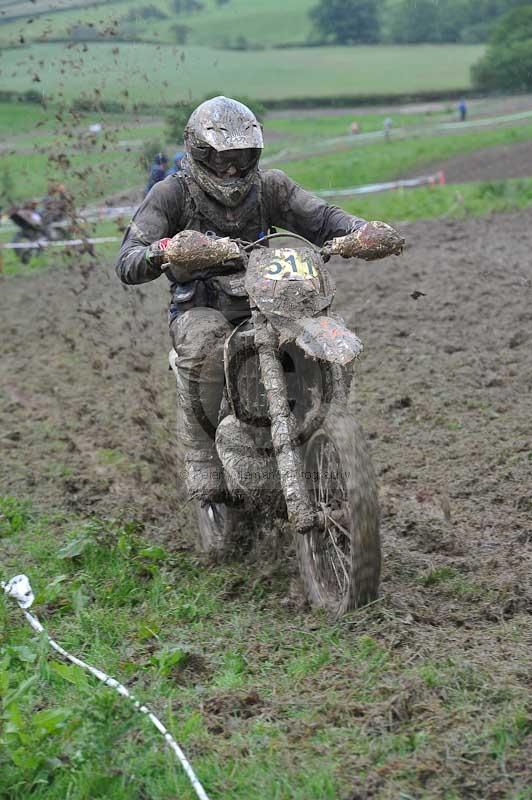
{"left": 145, "top": 238, "right": 171, "bottom": 269}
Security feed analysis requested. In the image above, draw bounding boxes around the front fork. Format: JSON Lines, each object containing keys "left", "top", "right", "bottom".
{"left": 253, "top": 311, "right": 317, "bottom": 534}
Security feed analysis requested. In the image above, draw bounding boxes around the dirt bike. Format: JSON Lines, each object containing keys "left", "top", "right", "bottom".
{"left": 9, "top": 206, "right": 73, "bottom": 264}
{"left": 167, "top": 223, "right": 403, "bottom": 614}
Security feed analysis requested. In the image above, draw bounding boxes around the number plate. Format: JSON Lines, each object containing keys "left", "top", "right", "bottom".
{"left": 263, "top": 250, "right": 317, "bottom": 281}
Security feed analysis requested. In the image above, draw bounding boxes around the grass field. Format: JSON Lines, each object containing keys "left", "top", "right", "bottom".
{"left": 266, "top": 108, "right": 455, "bottom": 146}
{"left": 0, "top": 0, "right": 315, "bottom": 47}
{"left": 278, "top": 123, "right": 532, "bottom": 190}
{"left": 0, "top": 148, "right": 145, "bottom": 203}
{"left": 0, "top": 42, "right": 483, "bottom": 105}
{"left": 342, "top": 177, "right": 532, "bottom": 223}
{"left": 1, "top": 497, "right": 531, "bottom": 799}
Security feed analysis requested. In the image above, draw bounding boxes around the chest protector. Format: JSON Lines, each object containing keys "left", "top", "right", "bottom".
{"left": 169, "top": 171, "right": 269, "bottom": 313}
{"left": 179, "top": 171, "right": 268, "bottom": 243}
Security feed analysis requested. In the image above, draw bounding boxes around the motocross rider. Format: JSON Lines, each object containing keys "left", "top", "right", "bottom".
{"left": 116, "top": 96, "right": 399, "bottom": 503}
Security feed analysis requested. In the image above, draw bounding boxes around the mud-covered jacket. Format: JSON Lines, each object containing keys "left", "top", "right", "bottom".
{"left": 116, "top": 168, "right": 366, "bottom": 288}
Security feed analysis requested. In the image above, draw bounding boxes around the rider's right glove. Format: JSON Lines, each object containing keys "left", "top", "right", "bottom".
{"left": 164, "top": 230, "right": 242, "bottom": 282}
{"left": 145, "top": 237, "right": 171, "bottom": 269}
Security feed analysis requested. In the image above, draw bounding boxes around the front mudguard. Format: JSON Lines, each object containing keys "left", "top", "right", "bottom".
{"left": 268, "top": 314, "right": 363, "bottom": 367}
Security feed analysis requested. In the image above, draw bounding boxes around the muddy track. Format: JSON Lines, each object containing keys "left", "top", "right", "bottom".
{"left": 1, "top": 210, "right": 531, "bottom": 796}
{"left": 1, "top": 212, "right": 531, "bottom": 539}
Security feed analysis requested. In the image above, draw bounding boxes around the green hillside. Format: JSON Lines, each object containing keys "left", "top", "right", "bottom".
{"left": 0, "top": 0, "right": 485, "bottom": 106}
{"left": 0, "top": 0, "right": 315, "bottom": 47}
{"left": 0, "top": 42, "right": 483, "bottom": 105}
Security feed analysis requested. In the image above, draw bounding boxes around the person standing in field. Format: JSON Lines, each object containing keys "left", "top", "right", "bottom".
{"left": 166, "top": 151, "right": 185, "bottom": 177}
{"left": 383, "top": 117, "right": 393, "bottom": 142}
{"left": 458, "top": 99, "right": 468, "bottom": 122}
{"left": 144, "top": 153, "right": 169, "bottom": 197}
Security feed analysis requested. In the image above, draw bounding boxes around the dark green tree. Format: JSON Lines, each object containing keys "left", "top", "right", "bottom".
{"left": 386, "top": 0, "right": 529, "bottom": 44}
{"left": 472, "top": 6, "right": 532, "bottom": 91}
{"left": 489, "top": 3, "right": 532, "bottom": 45}
{"left": 309, "top": 0, "right": 381, "bottom": 45}
{"left": 387, "top": 0, "right": 440, "bottom": 43}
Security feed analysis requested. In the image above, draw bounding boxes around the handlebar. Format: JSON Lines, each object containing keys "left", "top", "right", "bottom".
{"left": 241, "top": 223, "right": 404, "bottom": 260}
{"left": 163, "top": 221, "right": 404, "bottom": 281}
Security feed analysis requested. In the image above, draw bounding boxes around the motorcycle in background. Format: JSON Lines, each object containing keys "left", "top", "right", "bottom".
{"left": 9, "top": 203, "right": 74, "bottom": 264}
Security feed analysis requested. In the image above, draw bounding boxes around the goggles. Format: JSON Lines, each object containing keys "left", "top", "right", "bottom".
{"left": 190, "top": 145, "right": 260, "bottom": 178}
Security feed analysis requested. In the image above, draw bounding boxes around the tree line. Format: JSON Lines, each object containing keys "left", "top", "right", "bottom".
{"left": 310, "top": 0, "right": 529, "bottom": 45}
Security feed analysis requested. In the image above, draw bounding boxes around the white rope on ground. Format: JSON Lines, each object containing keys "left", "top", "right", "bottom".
{"left": 2, "top": 574, "right": 211, "bottom": 800}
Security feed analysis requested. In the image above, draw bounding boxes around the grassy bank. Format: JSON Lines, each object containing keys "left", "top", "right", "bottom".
{"left": 342, "top": 177, "right": 532, "bottom": 224}
{"left": 0, "top": 0, "right": 315, "bottom": 47}
{"left": 1, "top": 496, "right": 530, "bottom": 800}
{"left": 275, "top": 123, "right": 532, "bottom": 190}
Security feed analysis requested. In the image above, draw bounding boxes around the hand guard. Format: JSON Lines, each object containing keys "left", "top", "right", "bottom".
{"left": 324, "top": 221, "right": 405, "bottom": 261}
{"left": 164, "top": 230, "right": 242, "bottom": 282}
{"left": 145, "top": 237, "right": 171, "bottom": 268}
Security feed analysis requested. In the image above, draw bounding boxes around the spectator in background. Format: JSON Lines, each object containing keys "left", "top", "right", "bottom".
{"left": 145, "top": 153, "right": 169, "bottom": 196}
{"left": 458, "top": 99, "right": 468, "bottom": 122}
{"left": 350, "top": 121, "right": 360, "bottom": 135}
{"left": 166, "top": 151, "right": 185, "bottom": 177}
{"left": 383, "top": 116, "right": 393, "bottom": 142}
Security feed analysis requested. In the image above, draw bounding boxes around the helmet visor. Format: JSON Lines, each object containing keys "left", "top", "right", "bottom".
{"left": 191, "top": 146, "right": 260, "bottom": 178}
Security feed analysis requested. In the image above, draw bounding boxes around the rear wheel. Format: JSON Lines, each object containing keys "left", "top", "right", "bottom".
{"left": 296, "top": 407, "right": 380, "bottom": 613}
{"left": 196, "top": 501, "right": 255, "bottom": 561}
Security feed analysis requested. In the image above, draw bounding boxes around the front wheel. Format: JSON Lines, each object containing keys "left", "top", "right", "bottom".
{"left": 196, "top": 501, "right": 255, "bottom": 562}
{"left": 296, "top": 406, "right": 381, "bottom": 613}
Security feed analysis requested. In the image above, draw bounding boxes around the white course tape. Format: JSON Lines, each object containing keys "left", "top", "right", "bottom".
{"left": 316, "top": 171, "right": 445, "bottom": 198}
{"left": 2, "top": 574, "right": 211, "bottom": 800}
{"left": 1, "top": 171, "right": 445, "bottom": 246}
{"left": 3, "top": 236, "right": 120, "bottom": 250}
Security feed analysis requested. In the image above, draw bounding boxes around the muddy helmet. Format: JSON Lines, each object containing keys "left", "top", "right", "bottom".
{"left": 184, "top": 96, "right": 264, "bottom": 207}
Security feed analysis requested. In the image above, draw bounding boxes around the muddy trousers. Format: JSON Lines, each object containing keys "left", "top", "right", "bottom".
{"left": 170, "top": 307, "right": 233, "bottom": 500}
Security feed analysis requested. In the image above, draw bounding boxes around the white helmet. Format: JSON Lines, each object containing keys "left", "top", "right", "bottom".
{"left": 184, "top": 96, "right": 264, "bottom": 207}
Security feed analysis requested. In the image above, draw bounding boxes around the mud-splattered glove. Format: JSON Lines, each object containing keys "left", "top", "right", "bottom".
{"left": 145, "top": 237, "right": 171, "bottom": 269}
{"left": 165, "top": 230, "right": 242, "bottom": 282}
{"left": 323, "top": 221, "right": 404, "bottom": 261}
